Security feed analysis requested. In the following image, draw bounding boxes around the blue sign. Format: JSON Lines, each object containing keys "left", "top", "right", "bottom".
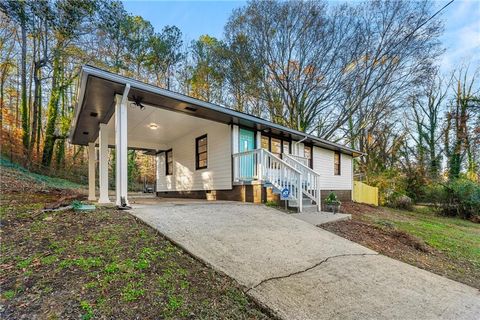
{"left": 281, "top": 188, "right": 290, "bottom": 200}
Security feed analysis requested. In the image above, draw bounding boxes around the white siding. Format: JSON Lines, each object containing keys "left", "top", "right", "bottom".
{"left": 313, "top": 146, "right": 353, "bottom": 190}
{"left": 156, "top": 121, "right": 232, "bottom": 192}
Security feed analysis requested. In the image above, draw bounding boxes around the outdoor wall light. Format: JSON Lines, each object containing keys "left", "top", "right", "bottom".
{"left": 148, "top": 123, "right": 159, "bottom": 130}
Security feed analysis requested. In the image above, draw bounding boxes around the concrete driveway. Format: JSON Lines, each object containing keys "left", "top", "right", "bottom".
{"left": 131, "top": 199, "right": 480, "bottom": 320}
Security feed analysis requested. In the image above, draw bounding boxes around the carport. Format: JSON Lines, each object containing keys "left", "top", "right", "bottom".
{"left": 69, "top": 65, "right": 256, "bottom": 206}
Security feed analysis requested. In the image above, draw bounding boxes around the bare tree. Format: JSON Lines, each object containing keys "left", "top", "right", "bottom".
{"left": 225, "top": 0, "right": 358, "bottom": 131}
{"left": 338, "top": 0, "right": 443, "bottom": 150}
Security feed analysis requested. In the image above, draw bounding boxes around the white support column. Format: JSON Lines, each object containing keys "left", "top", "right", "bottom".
{"left": 115, "top": 84, "right": 130, "bottom": 206}
{"left": 255, "top": 131, "right": 263, "bottom": 180}
{"left": 87, "top": 142, "right": 96, "bottom": 201}
{"left": 232, "top": 125, "right": 239, "bottom": 182}
{"left": 232, "top": 125, "right": 239, "bottom": 154}
{"left": 98, "top": 123, "right": 110, "bottom": 204}
{"left": 255, "top": 131, "right": 262, "bottom": 149}
{"left": 155, "top": 153, "right": 161, "bottom": 192}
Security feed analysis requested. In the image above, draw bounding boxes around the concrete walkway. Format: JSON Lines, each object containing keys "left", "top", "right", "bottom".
{"left": 131, "top": 200, "right": 480, "bottom": 320}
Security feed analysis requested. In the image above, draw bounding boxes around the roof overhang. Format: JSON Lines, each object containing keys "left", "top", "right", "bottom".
{"left": 70, "top": 65, "right": 365, "bottom": 157}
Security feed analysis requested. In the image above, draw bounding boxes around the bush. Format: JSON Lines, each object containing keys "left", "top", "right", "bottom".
{"left": 385, "top": 191, "right": 413, "bottom": 211}
{"left": 443, "top": 179, "right": 480, "bottom": 219}
{"left": 368, "top": 169, "right": 410, "bottom": 205}
{"left": 393, "top": 195, "right": 414, "bottom": 210}
{"left": 423, "top": 179, "right": 480, "bottom": 220}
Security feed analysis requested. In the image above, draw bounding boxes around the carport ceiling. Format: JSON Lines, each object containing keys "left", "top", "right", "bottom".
{"left": 104, "top": 104, "right": 217, "bottom": 150}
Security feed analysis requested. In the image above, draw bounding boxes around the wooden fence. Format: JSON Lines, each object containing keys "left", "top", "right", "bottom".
{"left": 353, "top": 181, "right": 379, "bottom": 206}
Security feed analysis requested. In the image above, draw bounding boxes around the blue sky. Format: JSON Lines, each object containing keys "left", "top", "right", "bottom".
{"left": 122, "top": 0, "right": 480, "bottom": 74}
{"left": 435, "top": 0, "right": 480, "bottom": 73}
{"left": 122, "top": 1, "right": 243, "bottom": 40}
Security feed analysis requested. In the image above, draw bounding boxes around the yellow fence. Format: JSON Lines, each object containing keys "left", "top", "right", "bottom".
{"left": 353, "top": 181, "right": 379, "bottom": 206}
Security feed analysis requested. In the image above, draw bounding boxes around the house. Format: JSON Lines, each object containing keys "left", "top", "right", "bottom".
{"left": 69, "top": 65, "right": 364, "bottom": 212}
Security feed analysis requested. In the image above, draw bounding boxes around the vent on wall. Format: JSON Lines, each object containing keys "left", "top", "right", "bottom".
{"left": 185, "top": 106, "right": 197, "bottom": 112}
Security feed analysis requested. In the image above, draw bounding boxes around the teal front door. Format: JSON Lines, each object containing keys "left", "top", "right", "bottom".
{"left": 239, "top": 128, "right": 255, "bottom": 179}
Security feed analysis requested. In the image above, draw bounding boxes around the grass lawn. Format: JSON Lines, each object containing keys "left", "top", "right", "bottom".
{"left": 0, "top": 166, "right": 271, "bottom": 319}
{"left": 322, "top": 202, "right": 480, "bottom": 289}
{"left": 383, "top": 206, "right": 480, "bottom": 270}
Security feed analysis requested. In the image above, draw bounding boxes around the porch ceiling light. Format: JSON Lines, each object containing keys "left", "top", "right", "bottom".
{"left": 148, "top": 123, "right": 159, "bottom": 130}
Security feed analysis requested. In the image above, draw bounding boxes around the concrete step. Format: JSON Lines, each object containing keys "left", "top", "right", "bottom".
{"left": 289, "top": 204, "right": 319, "bottom": 213}
{"left": 302, "top": 205, "right": 320, "bottom": 213}
{"left": 288, "top": 198, "right": 315, "bottom": 207}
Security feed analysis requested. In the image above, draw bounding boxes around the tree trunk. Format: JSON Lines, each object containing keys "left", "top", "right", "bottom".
{"left": 30, "top": 60, "right": 40, "bottom": 155}
{"left": 20, "top": 3, "right": 29, "bottom": 154}
{"left": 41, "top": 49, "right": 62, "bottom": 167}
{"left": 0, "top": 67, "right": 6, "bottom": 129}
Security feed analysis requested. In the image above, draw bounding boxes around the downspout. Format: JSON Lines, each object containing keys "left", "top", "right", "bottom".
{"left": 293, "top": 136, "right": 307, "bottom": 156}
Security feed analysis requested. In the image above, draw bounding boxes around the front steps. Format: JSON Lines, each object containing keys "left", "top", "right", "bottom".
{"left": 288, "top": 198, "right": 319, "bottom": 213}
{"left": 238, "top": 180, "right": 320, "bottom": 213}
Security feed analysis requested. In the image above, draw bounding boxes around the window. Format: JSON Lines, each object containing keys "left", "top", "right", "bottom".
{"left": 304, "top": 145, "right": 313, "bottom": 168}
{"left": 165, "top": 149, "right": 173, "bottom": 176}
{"left": 261, "top": 135, "right": 269, "bottom": 150}
{"left": 261, "top": 134, "right": 291, "bottom": 158}
{"left": 271, "top": 137, "right": 281, "bottom": 157}
{"left": 196, "top": 134, "right": 208, "bottom": 169}
{"left": 334, "top": 151, "right": 341, "bottom": 175}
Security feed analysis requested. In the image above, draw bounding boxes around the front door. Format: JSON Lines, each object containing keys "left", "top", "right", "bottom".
{"left": 239, "top": 128, "right": 255, "bottom": 179}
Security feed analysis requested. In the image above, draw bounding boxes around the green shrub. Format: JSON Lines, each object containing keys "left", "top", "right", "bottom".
{"left": 324, "top": 192, "right": 341, "bottom": 205}
{"left": 441, "top": 179, "right": 480, "bottom": 219}
{"left": 265, "top": 200, "right": 278, "bottom": 207}
{"left": 424, "top": 179, "right": 480, "bottom": 220}
{"left": 368, "top": 169, "right": 409, "bottom": 205}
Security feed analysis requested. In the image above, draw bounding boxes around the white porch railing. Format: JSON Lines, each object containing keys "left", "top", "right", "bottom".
{"left": 283, "top": 153, "right": 321, "bottom": 212}
{"left": 233, "top": 148, "right": 303, "bottom": 212}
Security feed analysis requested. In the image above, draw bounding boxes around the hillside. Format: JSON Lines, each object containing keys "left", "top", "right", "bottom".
{"left": 0, "top": 158, "right": 85, "bottom": 194}
{"left": 0, "top": 160, "right": 271, "bottom": 319}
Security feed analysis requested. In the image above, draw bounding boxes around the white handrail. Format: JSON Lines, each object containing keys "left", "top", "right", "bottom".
{"left": 233, "top": 149, "right": 303, "bottom": 212}
{"left": 283, "top": 153, "right": 321, "bottom": 212}
{"left": 286, "top": 154, "right": 309, "bottom": 167}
